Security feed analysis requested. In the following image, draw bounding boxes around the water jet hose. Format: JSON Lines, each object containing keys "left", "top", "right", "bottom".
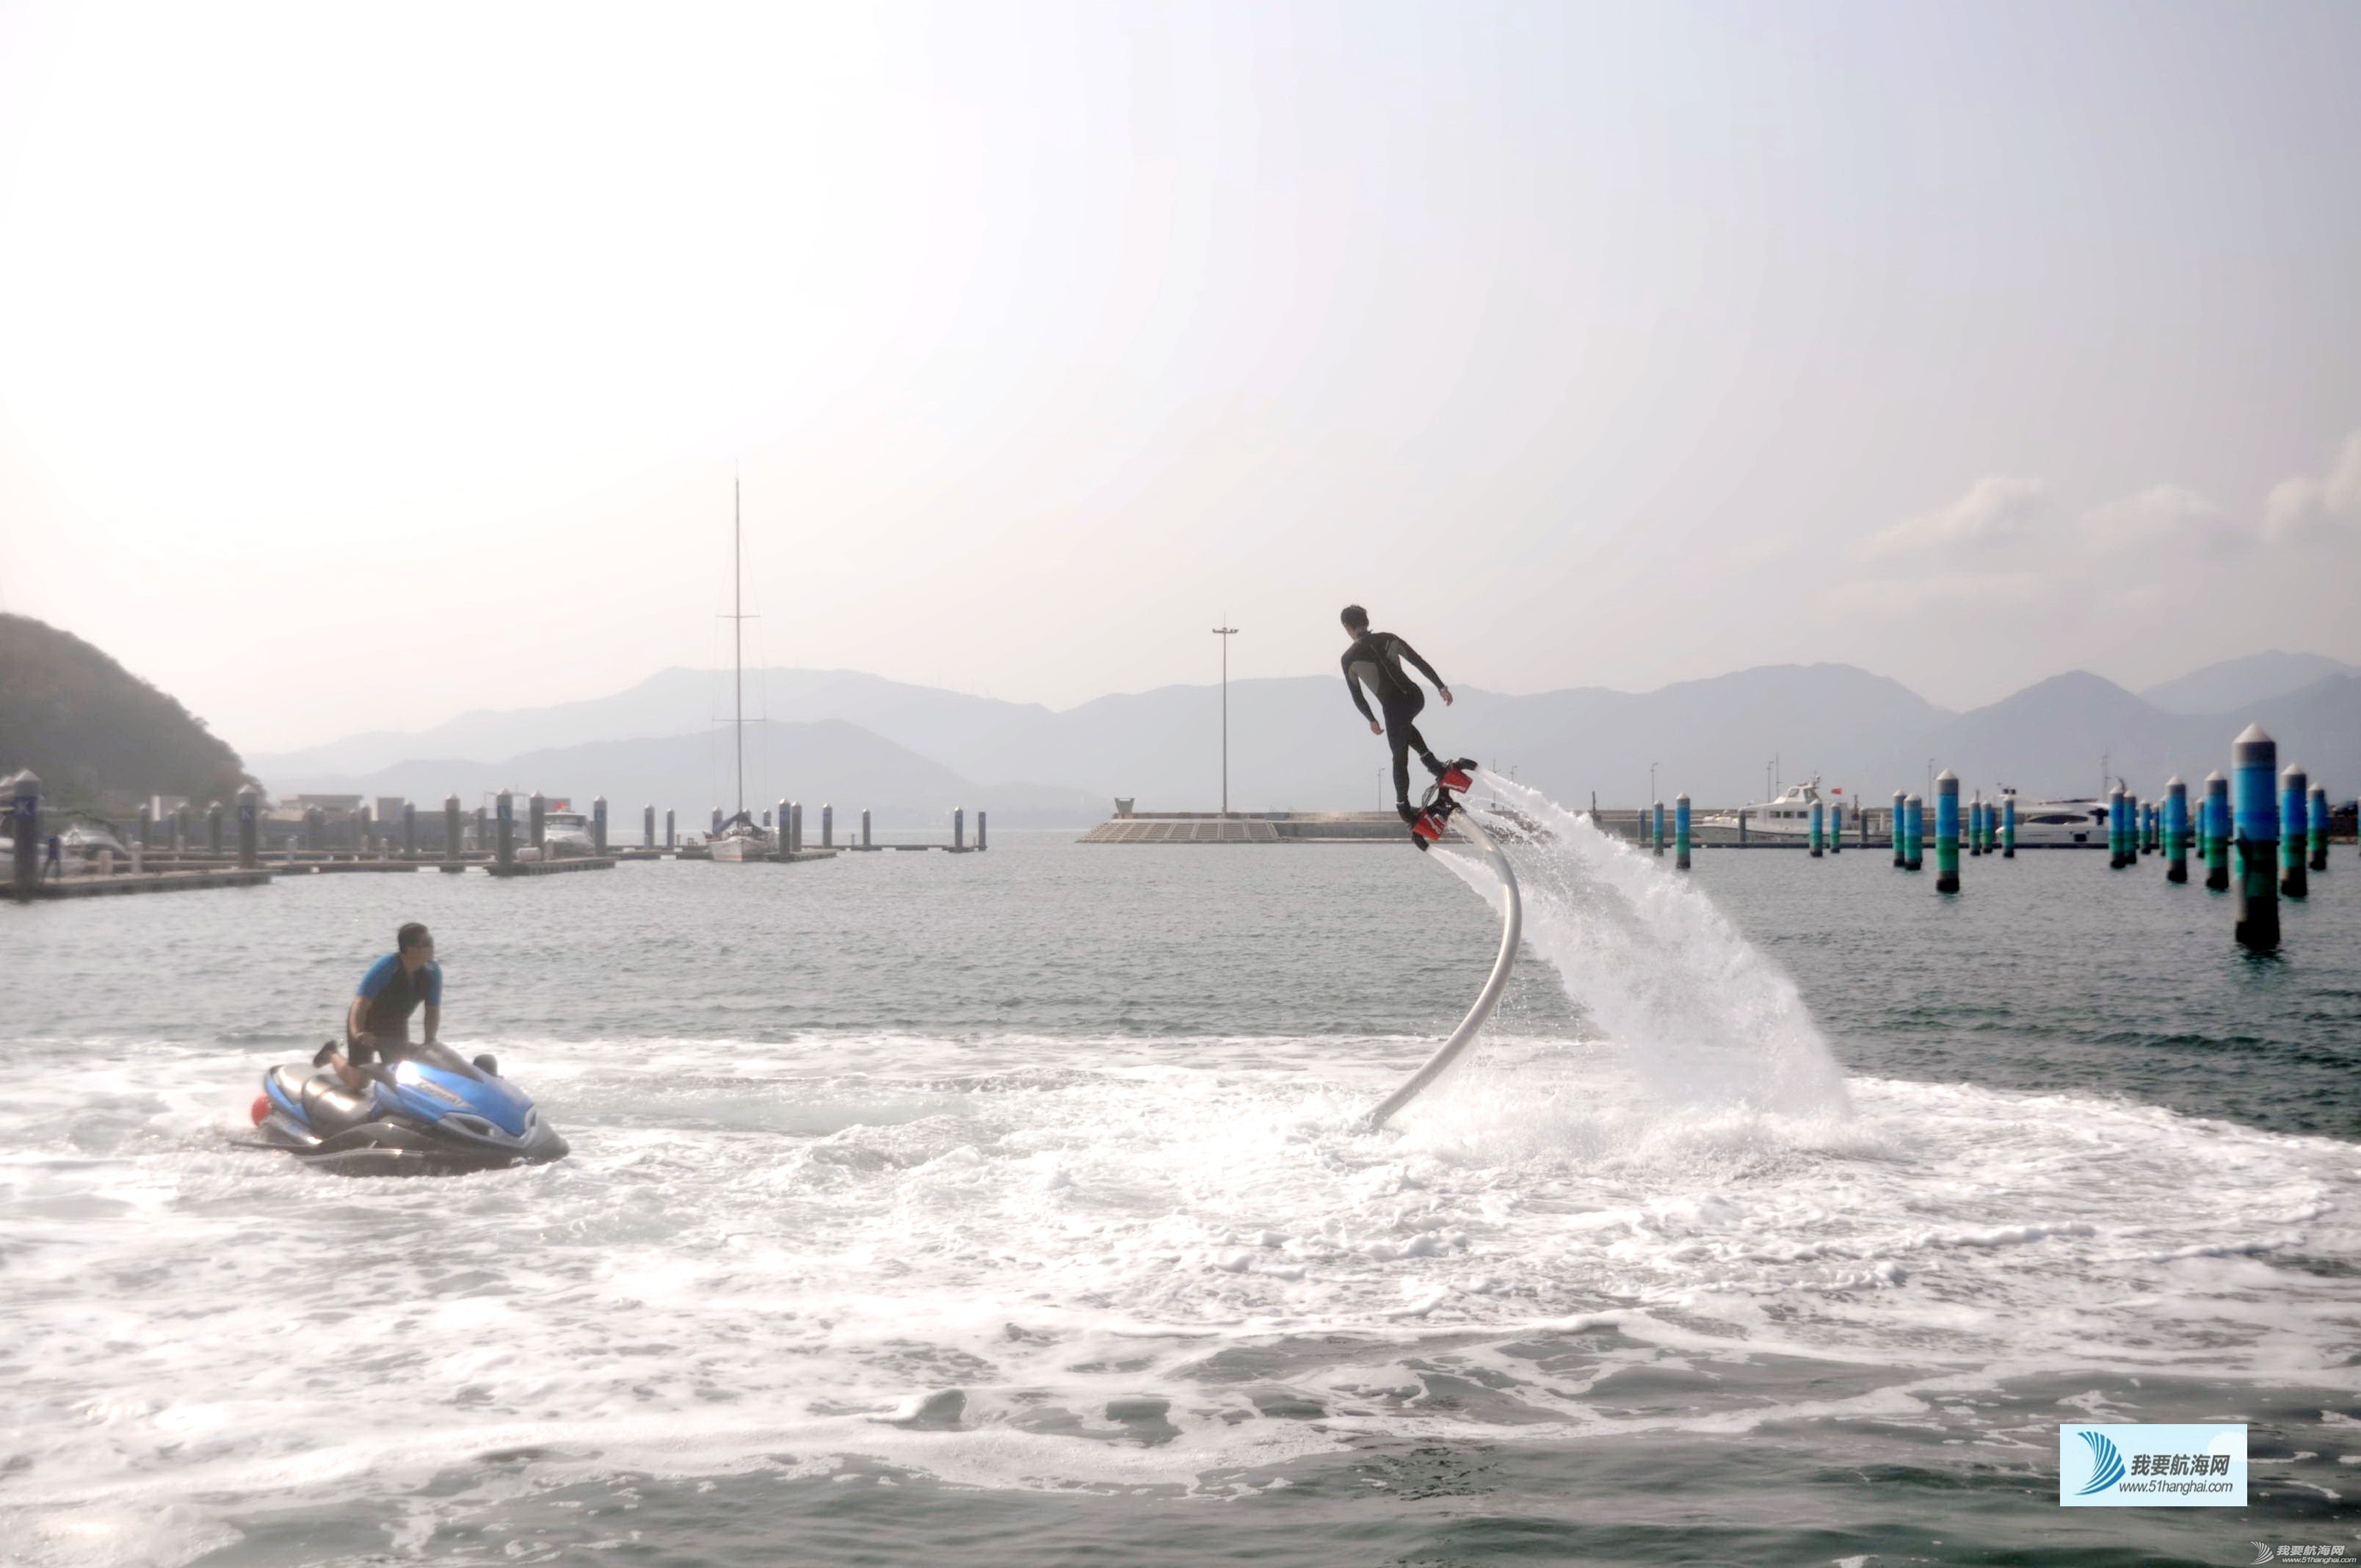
{"left": 1363, "top": 811, "right": 1522, "bottom": 1130}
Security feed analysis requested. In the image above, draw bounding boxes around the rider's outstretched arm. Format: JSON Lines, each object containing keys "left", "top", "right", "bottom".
{"left": 1392, "top": 636, "right": 1446, "bottom": 692}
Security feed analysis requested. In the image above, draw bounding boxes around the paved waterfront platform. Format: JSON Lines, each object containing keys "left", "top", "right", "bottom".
{"left": 1081, "top": 812, "right": 1458, "bottom": 844}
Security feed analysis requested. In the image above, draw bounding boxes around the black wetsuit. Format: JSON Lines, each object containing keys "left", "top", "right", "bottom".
{"left": 1341, "top": 631, "right": 1447, "bottom": 805}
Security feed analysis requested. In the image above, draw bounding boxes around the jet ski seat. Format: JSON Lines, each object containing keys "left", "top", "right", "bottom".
{"left": 269, "top": 1064, "right": 378, "bottom": 1135}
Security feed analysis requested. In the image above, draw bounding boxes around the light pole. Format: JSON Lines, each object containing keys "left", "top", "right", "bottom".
{"left": 1649, "top": 761, "right": 1658, "bottom": 810}
{"left": 1213, "top": 623, "right": 1238, "bottom": 816}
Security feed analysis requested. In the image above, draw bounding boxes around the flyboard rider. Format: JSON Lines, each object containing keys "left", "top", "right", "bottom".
{"left": 1338, "top": 605, "right": 1475, "bottom": 841}
{"left": 323, "top": 922, "right": 442, "bottom": 1089}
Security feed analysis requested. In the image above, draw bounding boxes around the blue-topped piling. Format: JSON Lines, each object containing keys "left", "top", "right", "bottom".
{"left": 1892, "top": 791, "right": 1907, "bottom": 867}
{"left": 2001, "top": 793, "right": 2017, "bottom": 857}
{"left": 2233, "top": 725, "right": 2280, "bottom": 950}
{"left": 2280, "top": 766, "right": 2308, "bottom": 899}
{"left": 2164, "top": 778, "right": 2189, "bottom": 884}
{"left": 7, "top": 771, "right": 38, "bottom": 896}
{"left": 1808, "top": 798, "right": 1823, "bottom": 858}
{"left": 1904, "top": 794, "right": 1924, "bottom": 871}
{"left": 2203, "top": 772, "right": 2230, "bottom": 890}
{"left": 1934, "top": 771, "right": 1960, "bottom": 893}
{"left": 1675, "top": 793, "right": 1691, "bottom": 870}
{"left": 2309, "top": 784, "right": 2329, "bottom": 874}
{"left": 1829, "top": 800, "right": 1842, "bottom": 854}
{"left": 2107, "top": 786, "right": 2127, "bottom": 868}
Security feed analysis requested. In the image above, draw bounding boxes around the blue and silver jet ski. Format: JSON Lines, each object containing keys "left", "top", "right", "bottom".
{"left": 253, "top": 1042, "right": 568, "bottom": 1176}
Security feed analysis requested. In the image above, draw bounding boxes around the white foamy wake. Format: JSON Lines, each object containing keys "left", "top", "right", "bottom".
{"left": 5, "top": 797, "right": 2357, "bottom": 1562}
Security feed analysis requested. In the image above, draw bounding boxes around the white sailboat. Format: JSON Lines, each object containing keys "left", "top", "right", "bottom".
{"left": 708, "top": 476, "right": 775, "bottom": 863}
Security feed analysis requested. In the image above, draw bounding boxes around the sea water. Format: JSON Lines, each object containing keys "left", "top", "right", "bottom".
{"left": 2, "top": 803, "right": 2357, "bottom": 1567}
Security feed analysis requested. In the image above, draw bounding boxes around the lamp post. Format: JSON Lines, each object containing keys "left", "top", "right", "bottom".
{"left": 1213, "top": 623, "right": 1238, "bottom": 816}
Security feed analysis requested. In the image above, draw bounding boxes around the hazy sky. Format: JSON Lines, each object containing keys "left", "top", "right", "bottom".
{"left": 3, "top": 1, "right": 2357, "bottom": 752}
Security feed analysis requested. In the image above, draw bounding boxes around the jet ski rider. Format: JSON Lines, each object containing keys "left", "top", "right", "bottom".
{"left": 327, "top": 922, "right": 442, "bottom": 1089}
{"left": 1338, "top": 605, "right": 1455, "bottom": 824}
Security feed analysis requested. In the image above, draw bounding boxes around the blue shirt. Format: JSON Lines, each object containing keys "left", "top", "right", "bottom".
{"left": 355, "top": 954, "right": 442, "bottom": 1048}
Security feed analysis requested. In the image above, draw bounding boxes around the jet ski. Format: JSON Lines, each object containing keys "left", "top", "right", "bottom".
{"left": 250, "top": 1041, "right": 568, "bottom": 1176}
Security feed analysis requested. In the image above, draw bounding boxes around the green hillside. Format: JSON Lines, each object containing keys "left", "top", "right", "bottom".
{"left": 0, "top": 613, "right": 250, "bottom": 809}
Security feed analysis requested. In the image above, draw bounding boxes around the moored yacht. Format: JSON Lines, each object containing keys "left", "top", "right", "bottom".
{"left": 1703, "top": 777, "right": 1837, "bottom": 836}
{"left": 1995, "top": 789, "right": 2106, "bottom": 846}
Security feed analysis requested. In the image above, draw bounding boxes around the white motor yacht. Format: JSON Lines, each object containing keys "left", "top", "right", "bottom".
{"left": 1995, "top": 791, "right": 2106, "bottom": 846}
{"left": 1704, "top": 777, "right": 1837, "bottom": 836}
{"left": 541, "top": 810, "right": 597, "bottom": 857}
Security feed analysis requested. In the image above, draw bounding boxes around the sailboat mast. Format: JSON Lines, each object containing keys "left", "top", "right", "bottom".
{"left": 733, "top": 476, "right": 744, "bottom": 819}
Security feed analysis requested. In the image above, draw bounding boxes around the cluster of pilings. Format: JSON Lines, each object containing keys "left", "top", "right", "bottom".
{"left": 1870, "top": 725, "right": 2329, "bottom": 953}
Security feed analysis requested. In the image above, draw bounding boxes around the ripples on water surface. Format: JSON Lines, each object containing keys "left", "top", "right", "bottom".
{"left": 4, "top": 792, "right": 2358, "bottom": 1567}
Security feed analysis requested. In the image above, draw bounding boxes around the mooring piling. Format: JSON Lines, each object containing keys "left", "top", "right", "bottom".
{"left": 591, "top": 796, "right": 607, "bottom": 854}
{"left": 665, "top": 809, "right": 676, "bottom": 850}
{"left": 1807, "top": 798, "right": 1822, "bottom": 857}
{"left": 2309, "top": 784, "right": 2329, "bottom": 874}
{"left": 2233, "top": 725, "right": 2280, "bottom": 951}
{"left": 1653, "top": 799, "right": 1666, "bottom": 856}
{"left": 2002, "top": 794, "right": 2017, "bottom": 857}
{"left": 822, "top": 804, "right": 834, "bottom": 849}
{"left": 238, "top": 790, "right": 260, "bottom": 868}
{"left": 2203, "top": 771, "right": 2230, "bottom": 890}
{"left": 1968, "top": 796, "right": 1982, "bottom": 857}
{"left": 2107, "top": 786, "right": 2127, "bottom": 868}
{"left": 643, "top": 805, "right": 655, "bottom": 849}
{"left": 1891, "top": 791, "right": 1906, "bottom": 867}
{"left": 8, "top": 771, "right": 38, "bottom": 897}
{"left": 775, "top": 799, "right": 790, "bottom": 848}
{"left": 1829, "top": 799, "right": 1842, "bottom": 854}
{"left": 205, "top": 801, "right": 222, "bottom": 855}
{"left": 954, "top": 807, "right": 966, "bottom": 852}
{"left": 978, "top": 810, "right": 988, "bottom": 851}
{"left": 1934, "top": 771, "right": 1960, "bottom": 893}
{"left": 402, "top": 802, "right": 417, "bottom": 857}
{"left": 2279, "top": 765, "right": 2308, "bottom": 899}
{"left": 1904, "top": 793, "right": 1923, "bottom": 871}
{"left": 444, "top": 796, "right": 463, "bottom": 863}
{"left": 496, "top": 791, "right": 516, "bottom": 868}
{"left": 2164, "top": 777, "right": 2189, "bottom": 884}
{"left": 791, "top": 802, "right": 804, "bottom": 854}
{"left": 861, "top": 809, "right": 873, "bottom": 849}
{"left": 1675, "top": 793, "right": 1692, "bottom": 869}
{"left": 529, "top": 793, "right": 547, "bottom": 853}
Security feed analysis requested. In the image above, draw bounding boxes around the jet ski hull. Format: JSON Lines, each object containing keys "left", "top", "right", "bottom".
{"left": 256, "top": 1048, "right": 568, "bottom": 1177}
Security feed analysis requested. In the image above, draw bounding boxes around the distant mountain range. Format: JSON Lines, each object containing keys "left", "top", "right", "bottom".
{"left": 251, "top": 651, "right": 2361, "bottom": 823}
{"left": 0, "top": 614, "right": 250, "bottom": 811}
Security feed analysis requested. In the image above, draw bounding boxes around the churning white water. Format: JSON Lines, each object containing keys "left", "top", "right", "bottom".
{"left": 4, "top": 807, "right": 2356, "bottom": 1566}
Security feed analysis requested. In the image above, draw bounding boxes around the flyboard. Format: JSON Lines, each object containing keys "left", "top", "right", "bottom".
{"left": 1363, "top": 766, "right": 1522, "bottom": 1130}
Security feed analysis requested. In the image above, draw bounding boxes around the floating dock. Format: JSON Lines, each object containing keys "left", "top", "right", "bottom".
{"left": 485, "top": 857, "right": 617, "bottom": 878}
{"left": 7, "top": 868, "right": 275, "bottom": 900}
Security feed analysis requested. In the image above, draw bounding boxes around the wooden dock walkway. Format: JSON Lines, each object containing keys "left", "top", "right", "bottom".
{"left": 8, "top": 867, "right": 275, "bottom": 900}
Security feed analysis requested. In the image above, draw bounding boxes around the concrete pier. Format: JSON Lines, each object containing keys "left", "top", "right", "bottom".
{"left": 2233, "top": 725, "right": 2280, "bottom": 951}
{"left": 487, "top": 856, "right": 616, "bottom": 878}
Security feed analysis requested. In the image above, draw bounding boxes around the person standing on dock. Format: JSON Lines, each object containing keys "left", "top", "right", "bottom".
{"left": 1338, "top": 605, "right": 1457, "bottom": 824}
{"left": 327, "top": 922, "right": 443, "bottom": 1089}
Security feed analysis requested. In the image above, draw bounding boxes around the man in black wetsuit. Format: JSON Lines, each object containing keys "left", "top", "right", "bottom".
{"left": 325, "top": 921, "right": 443, "bottom": 1089}
{"left": 1339, "top": 605, "right": 1456, "bottom": 823}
